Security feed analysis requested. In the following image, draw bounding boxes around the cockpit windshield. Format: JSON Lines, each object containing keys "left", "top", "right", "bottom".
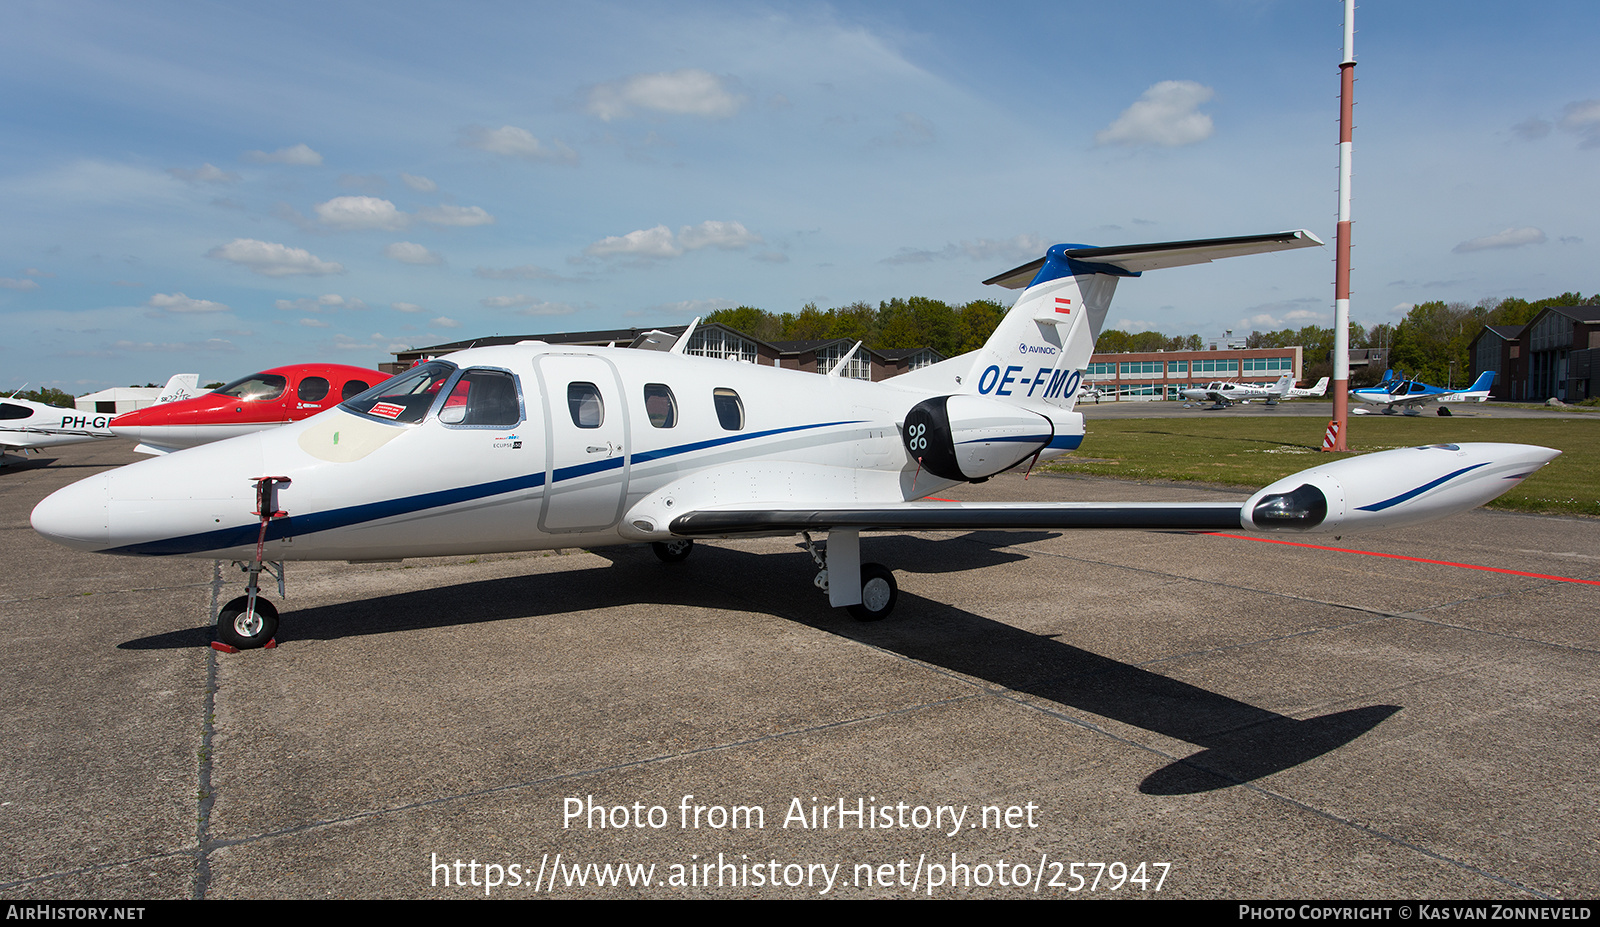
{"left": 215, "top": 373, "right": 287, "bottom": 402}
{"left": 340, "top": 361, "right": 456, "bottom": 424}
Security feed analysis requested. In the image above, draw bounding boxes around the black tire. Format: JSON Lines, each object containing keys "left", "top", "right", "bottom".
{"left": 1437, "top": 406, "right": 1452, "bottom": 416}
{"left": 652, "top": 539, "right": 694, "bottom": 563}
{"left": 217, "top": 595, "right": 279, "bottom": 649}
{"left": 847, "top": 563, "right": 898, "bottom": 622}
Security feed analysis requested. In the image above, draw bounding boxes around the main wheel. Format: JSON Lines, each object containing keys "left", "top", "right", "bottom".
{"left": 847, "top": 563, "right": 898, "bottom": 622}
{"left": 652, "top": 539, "right": 695, "bottom": 563}
{"left": 217, "top": 595, "right": 279, "bottom": 649}
{"left": 1437, "top": 406, "right": 1452, "bottom": 416}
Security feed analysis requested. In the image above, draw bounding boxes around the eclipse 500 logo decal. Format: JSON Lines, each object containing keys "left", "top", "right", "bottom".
{"left": 977, "top": 365, "right": 1080, "bottom": 400}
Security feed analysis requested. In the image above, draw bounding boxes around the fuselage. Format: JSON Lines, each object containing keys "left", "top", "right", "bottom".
{"left": 32, "top": 344, "right": 1087, "bottom": 561}
{"left": 109, "top": 363, "right": 384, "bottom": 453}
{"left": 0, "top": 398, "right": 116, "bottom": 450}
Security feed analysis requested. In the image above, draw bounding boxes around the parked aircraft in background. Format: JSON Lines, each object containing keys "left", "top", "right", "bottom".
{"left": 1, "top": 374, "right": 197, "bottom": 464}
{"left": 1288, "top": 376, "right": 1330, "bottom": 399}
{"left": 1179, "top": 375, "right": 1294, "bottom": 409}
{"left": 1351, "top": 372, "right": 1495, "bottom": 416}
{"left": 32, "top": 230, "right": 1558, "bottom": 651}
{"left": 110, "top": 363, "right": 386, "bottom": 455}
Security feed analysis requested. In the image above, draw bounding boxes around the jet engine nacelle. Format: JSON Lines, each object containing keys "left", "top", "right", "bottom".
{"left": 1243, "top": 443, "right": 1560, "bottom": 534}
{"left": 903, "top": 395, "right": 1054, "bottom": 482}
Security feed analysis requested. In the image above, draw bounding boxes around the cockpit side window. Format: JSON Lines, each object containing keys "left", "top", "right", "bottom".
{"left": 216, "top": 373, "right": 287, "bottom": 402}
{"left": 568, "top": 383, "right": 604, "bottom": 428}
{"left": 341, "top": 361, "right": 456, "bottom": 424}
{"left": 643, "top": 383, "right": 676, "bottom": 428}
{"left": 0, "top": 402, "right": 35, "bottom": 420}
{"left": 713, "top": 387, "right": 744, "bottom": 431}
{"left": 439, "top": 368, "right": 523, "bottom": 427}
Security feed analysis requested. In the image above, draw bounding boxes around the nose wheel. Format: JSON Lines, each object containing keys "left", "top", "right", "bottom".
{"left": 217, "top": 595, "right": 279, "bottom": 650}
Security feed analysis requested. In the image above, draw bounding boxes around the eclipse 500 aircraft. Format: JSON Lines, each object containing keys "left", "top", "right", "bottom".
{"left": 32, "top": 230, "right": 1558, "bottom": 649}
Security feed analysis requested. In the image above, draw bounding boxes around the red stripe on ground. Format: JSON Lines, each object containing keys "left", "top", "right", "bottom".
{"left": 1207, "top": 533, "right": 1600, "bottom": 586}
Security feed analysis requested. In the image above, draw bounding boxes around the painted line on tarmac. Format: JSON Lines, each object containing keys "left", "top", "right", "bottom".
{"left": 1208, "top": 533, "right": 1600, "bottom": 586}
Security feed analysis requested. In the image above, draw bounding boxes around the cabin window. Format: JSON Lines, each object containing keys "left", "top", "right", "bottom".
{"left": 568, "top": 382, "right": 604, "bottom": 428}
{"left": 643, "top": 383, "right": 677, "bottom": 428}
{"left": 438, "top": 369, "right": 521, "bottom": 427}
{"left": 340, "top": 379, "right": 370, "bottom": 401}
{"left": 298, "top": 376, "right": 330, "bottom": 402}
{"left": 0, "top": 403, "right": 34, "bottom": 420}
{"left": 713, "top": 387, "right": 744, "bottom": 431}
{"left": 341, "top": 361, "right": 455, "bottom": 424}
{"left": 216, "top": 373, "right": 287, "bottom": 402}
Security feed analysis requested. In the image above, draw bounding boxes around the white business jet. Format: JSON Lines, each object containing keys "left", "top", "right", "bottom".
{"left": 1, "top": 374, "right": 198, "bottom": 463}
{"left": 31, "top": 231, "right": 1559, "bottom": 649}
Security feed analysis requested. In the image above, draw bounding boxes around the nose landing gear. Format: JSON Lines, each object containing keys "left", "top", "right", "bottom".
{"left": 213, "top": 476, "right": 291, "bottom": 652}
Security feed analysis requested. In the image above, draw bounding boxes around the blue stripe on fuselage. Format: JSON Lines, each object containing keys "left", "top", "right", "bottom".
{"left": 1354, "top": 463, "right": 1490, "bottom": 512}
{"left": 108, "top": 419, "right": 863, "bottom": 555}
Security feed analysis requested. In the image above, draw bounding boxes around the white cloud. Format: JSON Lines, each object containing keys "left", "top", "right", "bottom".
{"left": 460, "top": 125, "right": 577, "bottom": 163}
{"left": 586, "top": 224, "right": 681, "bottom": 259}
{"left": 207, "top": 239, "right": 345, "bottom": 276}
{"left": 400, "top": 173, "right": 437, "bottom": 192}
{"left": 678, "top": 220, "right": 762, "bottom": 251}
{"left": 418, "top": 204, "right": 494, "bottom": 227}
{"left": 881, "top": 233, "right": 1046, "bottom": 265}
{"left": 431, "top": 316, "right": 461, "bottom": 328}
{"left": 243, "top": 143, "right": 323, "bottom": 165}
{"left": 391, "top": 301, "right": 424, "bottom": 313}
{"left": 384, "top": 241, "right": 443, "bottom": 265}
{"left": 274, "top": 294, "right": 368, "bottom": 313}
{"left": 1559, "top": 99, "right": 1600, "bottom": 148}
{"left": 871, "top": 112, "right": 936, "bottom": 148}
{"left": 474, "top": 264, "right": 561, "bottom": 280}
{"left": 1, "top": 277, "right": 41, "bottom": 291}
{"left": 586, "top": 69, "right": 746, "bottom": 121}
{"left": 480, "top": 294, "right": 578, "bottom": 316}
{"left": 168, "top": 163, "right": 239, "bottom": 184}
{"left": 585, "top": 221, "right": 761, "bottom": 260}
{"left": 315, "top": 195, "right": 409, "bottom": 230}
{"left": 1453, "top": 227, "right": 1547, "bottom": 253}
{"left": 1095, "top": 80, "right": 1215, "bottom": 148}
{"left": 299, "top": 318, "right": 332, "bottom": 328}
{"left": 147, "top": 292, "right": 229, "bottom": 313}
{"left": 110, "top": 338, "right": 238, "bottom": 353}
{"left": 650, "top": 298, "right": 737, "bottom": 317}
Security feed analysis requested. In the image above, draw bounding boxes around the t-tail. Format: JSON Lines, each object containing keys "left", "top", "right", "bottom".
{"left": 966, "top": 231, "right": 1324, "bottom": 412}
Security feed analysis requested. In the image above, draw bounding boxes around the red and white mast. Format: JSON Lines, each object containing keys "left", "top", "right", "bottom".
{"left": 1328, "top": 0, "right": 1355, "bottom": 451}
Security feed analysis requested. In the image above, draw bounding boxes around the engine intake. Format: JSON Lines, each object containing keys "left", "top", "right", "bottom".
{"left": 903, "top": 395, "right": 1054, "bottom": 482}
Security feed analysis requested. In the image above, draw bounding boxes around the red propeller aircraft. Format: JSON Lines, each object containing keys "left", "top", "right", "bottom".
{"left": 110, "top": 363, "right": 387, "bottom": 455}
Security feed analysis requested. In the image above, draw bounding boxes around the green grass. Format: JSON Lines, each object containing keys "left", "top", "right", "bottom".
{"left": 1045, "top": 415, "right": 1600, "bottom": 517}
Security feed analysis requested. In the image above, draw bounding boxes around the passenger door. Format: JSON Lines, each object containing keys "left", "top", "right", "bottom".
{"left": 534, "top": 354, "right": 630, "bottom": 532}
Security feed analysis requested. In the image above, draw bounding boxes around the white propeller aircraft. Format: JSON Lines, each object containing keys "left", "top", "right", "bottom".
{"left": 31, "top": 231, "right": 1559, "bottom": 649}
{"left": 1179, "top": 375, "right": 1293, "bottom": 409}
{"left": 2, "top": 374, "right": 198, "bottom": 463}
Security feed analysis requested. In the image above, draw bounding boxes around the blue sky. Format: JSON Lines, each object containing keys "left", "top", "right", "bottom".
{"left": 3, "top": 0, "right": 1596, "bottom": 391}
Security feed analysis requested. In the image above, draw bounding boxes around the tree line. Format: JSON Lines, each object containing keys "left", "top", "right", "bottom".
{"left": 710, "top": 288, "right": 1598, "bottom": 389}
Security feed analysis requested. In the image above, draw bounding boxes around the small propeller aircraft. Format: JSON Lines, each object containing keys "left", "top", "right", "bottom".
{"left": 1, "top": 374, "right": 197, "bottom": 463}
{"left": 31, "top": 230, "right": 1558, "bottom": 650}
{"left": 109, "top": 363, "right": 385, "bottom": 454}
{"left": 1351, "top": 371, "right": 1495, "bottom": 416}
{"left": 1179, "top": 375, "right": 1294, "bottom": 409}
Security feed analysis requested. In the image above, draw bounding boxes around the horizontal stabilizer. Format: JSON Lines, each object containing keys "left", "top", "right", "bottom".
{"left": 983, "top": 230, "right": 1324, "bottom": 289}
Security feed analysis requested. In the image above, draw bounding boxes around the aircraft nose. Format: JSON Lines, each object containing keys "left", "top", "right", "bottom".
{"left": 31, "top": 472, "right": 113, "bottom": 551}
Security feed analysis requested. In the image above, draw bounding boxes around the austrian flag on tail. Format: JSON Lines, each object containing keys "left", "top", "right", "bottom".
{"left": 1055, "top": 297, "right": 1072, "bottom": 314}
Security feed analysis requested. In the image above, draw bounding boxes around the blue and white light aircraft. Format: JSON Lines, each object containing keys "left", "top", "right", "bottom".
{"left": 31, "top": 231, "right": 1558, "bottom": 649}
{"left": 1351, "top": 371, "right": 1495, "bottom": 416}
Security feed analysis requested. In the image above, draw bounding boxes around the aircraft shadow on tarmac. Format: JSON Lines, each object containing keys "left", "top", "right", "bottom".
{"left": 120, "top": 534, "right": 1397, "bottom": 796}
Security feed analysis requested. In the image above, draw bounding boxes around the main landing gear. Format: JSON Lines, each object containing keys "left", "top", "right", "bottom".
{"left": 803, "top": 529, "right": 899, "bottom": 622}
{"left": 214, "top": 476, "right": 290, "bottom": 652}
